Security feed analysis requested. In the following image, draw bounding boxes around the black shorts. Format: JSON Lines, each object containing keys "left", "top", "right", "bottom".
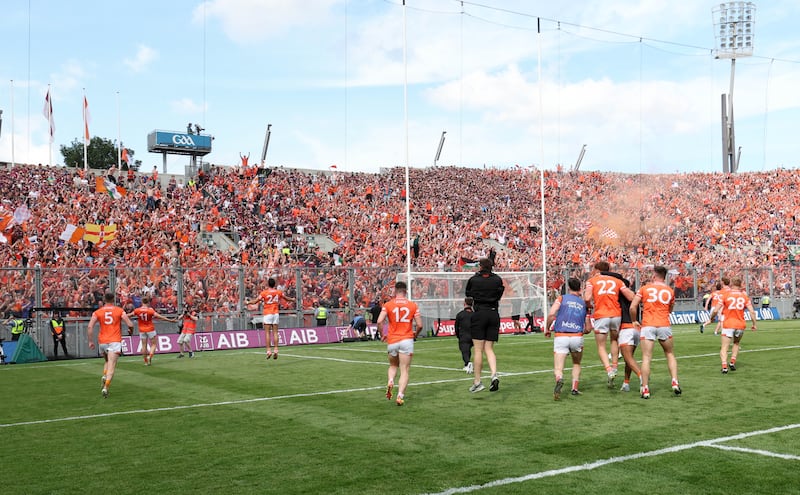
{"left": 470, "top": 309, "right": 500, "bottom": 342}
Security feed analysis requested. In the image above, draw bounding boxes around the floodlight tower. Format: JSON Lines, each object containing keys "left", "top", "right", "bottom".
{"left": 713, "top": 2, "right": 755, "bottom": 173}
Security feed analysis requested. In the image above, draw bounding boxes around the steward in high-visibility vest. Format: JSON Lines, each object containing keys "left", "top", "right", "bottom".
{"left": 50, "top": 316, "right": 69, "bottom": 358}
{"left": 9, "top": 318, "right": 25, "bottom": 341}
{"left": 314, "top": 304, "right": 328, "bottom": 327}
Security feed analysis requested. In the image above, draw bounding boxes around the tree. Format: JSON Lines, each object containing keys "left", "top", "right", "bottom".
{"left": 60, "top": 136, "right": 140, "bottom": 170}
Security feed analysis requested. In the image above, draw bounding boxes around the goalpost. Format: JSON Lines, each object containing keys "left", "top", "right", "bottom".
{"left": 397, "top": 270, "right": 547, "bottom": 336}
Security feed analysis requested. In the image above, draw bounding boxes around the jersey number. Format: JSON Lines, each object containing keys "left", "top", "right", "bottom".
{"left": 725, "top": 296, "right": 746, "bottom": 310}
{"left": 644, "top": 288, "right": 672, "bottom": 304}
{"left": 392, "top": 307, "right": 412, "bottom": 323}
{"left": 103, "top": 311, "right": 114, "bottom": 325}
{"left": 595, "top": 280, "right": 617, "bottom": 296}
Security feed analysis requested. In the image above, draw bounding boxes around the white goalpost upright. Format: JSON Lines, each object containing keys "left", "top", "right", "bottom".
{"left": 398, "top": 269, "right": 547, "bottom": 335}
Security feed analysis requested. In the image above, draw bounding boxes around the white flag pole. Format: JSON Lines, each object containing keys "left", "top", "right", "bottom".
{"left": 47, "top": 83, "right": 53, "bottom": 166}
{"left": 82, "top": 88, "right": 88, "bottom": 171}
{"left": 10, "top": 80, "right": 15, "bottom": 168}
{"left": 117, "top": 91, "right": 121, "bottom": 169}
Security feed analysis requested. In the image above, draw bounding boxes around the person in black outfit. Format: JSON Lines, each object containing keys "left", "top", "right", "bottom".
{"left": 454, "top": 297, "right": 474, "bottom": 373}
{"left": 465, "top": 257, "right": 505, "bottom": 393}
{"left": 50, "top": 313, "right": 69, "bottom": 358}
{"left": 602, "top": 270, "right": 640, "bottom": 391}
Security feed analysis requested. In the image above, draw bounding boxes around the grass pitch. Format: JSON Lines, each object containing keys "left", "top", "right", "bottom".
{"left": 2, "top": 320, "right": 799, "bottom": 494}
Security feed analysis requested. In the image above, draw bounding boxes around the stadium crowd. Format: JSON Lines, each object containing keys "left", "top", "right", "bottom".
{"left": 0, "top": 162, "right": 797, "bottom": 317}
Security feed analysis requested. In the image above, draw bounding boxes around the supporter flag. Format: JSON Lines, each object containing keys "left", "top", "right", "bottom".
{"left": 59, "top": 224, "right": 86, "bottom": 244}
{"left": 83, "top": 223, "right": 117, "bottom": 245}
{"left": 458, "top": 257, "right": 479, "bottom": 270}
{"left": 0, "top": 214, "right": 12, "bottom": 231}
{"left": 43, "top": 88, "right": 55, "bottom": 142}
{"left": 13, "top": 205, "right": 32, "bottom": 225}
{"left": 95, "top": 176, "right": 127, "bottom": 199}
{"left": 83, "top": 96, "right": 91, "bottom": 145}
{"left": 600, "top": 227, "right": 619, "bottom": 239}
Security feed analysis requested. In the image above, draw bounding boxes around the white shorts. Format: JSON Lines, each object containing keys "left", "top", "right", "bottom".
{"left": 140, "top": 330, "right": 157, "bottom": 341}
{"left": 262, "top": 314, "right": 279, "bottom": 325}
{"left": 387, "top": 338, "right": 415, "bottom": 357}
{"left": 721, "top": 328, "right": 745, "bottom": 339}
{"left": 641, "top": 326, "right": 673, "bottom": 341}
{"left": 99, "top": 342, "right": 122, "bottom": 355}
{"left": 553, "top": 335, "right": 584, "bottom": 354}
{"left": 593, "top": 317, "right": 621, "bottom": 335}
{"left": 618, "top": 328, "right": 640, "bottom": 347}
{"left": 177, "top": 333, "right": 193, "bottom": 344}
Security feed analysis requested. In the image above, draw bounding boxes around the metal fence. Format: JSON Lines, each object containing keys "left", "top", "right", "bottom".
{"left": 2, "top": 263, "right": 798, "bottom": 360}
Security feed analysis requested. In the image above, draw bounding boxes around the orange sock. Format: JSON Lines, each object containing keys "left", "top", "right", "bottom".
{"left": 572, "top": 380, "right": 579, "bottom": 390}
{"left": 104, "top": 379, "right": 111, "bottom": 388}
{"left": 730, "top": 357, "right": 736, "bottom": 364}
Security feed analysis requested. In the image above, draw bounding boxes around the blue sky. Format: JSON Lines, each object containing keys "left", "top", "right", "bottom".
{"left": 1, "top": 0, "right": 799, "bottom": 175}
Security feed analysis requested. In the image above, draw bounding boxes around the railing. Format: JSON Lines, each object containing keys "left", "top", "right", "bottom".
{"left": 2, "top": 264, "right": 797, "bottom": 359}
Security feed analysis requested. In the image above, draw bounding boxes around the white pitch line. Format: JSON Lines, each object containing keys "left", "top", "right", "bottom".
{"left": 705, "top": 444, "right": 800, "bottom": 460}
{"left": 421, "top": 424, "right": 800, "bottom": 495}
{"left": 0, "top": 374, "right": 477, "bottom": 429}
{"left": 281, "top": 353, "right": 461, "bottom": 371}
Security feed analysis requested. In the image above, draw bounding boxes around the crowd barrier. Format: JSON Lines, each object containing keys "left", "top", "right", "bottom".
{"left": 1, "top": 264, "right": 798, "bottom": 360}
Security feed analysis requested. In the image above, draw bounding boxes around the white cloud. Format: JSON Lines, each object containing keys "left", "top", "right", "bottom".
{"left": 170, "top": 98, "right": 208, "bottom": 114}
{"left": 124, "top": 44, "right": 158, "bottom": 73}
{"left": 195, "top": 0, "right": 339, "bottom": 44}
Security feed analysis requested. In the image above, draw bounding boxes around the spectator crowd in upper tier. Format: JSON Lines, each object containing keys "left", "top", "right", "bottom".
{"left": 0, "top": 162, "right": 797, "bottom": 315}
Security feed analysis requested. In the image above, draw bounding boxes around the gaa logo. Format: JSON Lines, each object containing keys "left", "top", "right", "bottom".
{"left": 172, "top": 134, "right": 196, "bottom": 146}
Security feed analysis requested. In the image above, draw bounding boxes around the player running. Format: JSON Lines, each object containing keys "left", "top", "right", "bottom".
{"left": 630, "top": 265, "right": 681, "bottom": 399}
{"left": 705, "top": 277, "right": 756, "bottom": 373}
{"left": 544, "top": 278, "right": 591, "bottom": 400}
{"left": 87, "top": 292, "right": 135, "bottom": 398}
{"left": 127, "top": 295, "right": 176, "bottom": 365}
{"left": 377, "top": 281, "right": 423, "bottom": 406}
{"left": 584, "top": 261, "right": 635, "bottom": 388}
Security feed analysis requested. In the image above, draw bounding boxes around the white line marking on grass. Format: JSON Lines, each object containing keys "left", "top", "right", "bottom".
{"left": 0, "top": 375, "right": 478, "bottom": 429}
{"left": 706, "top": 444, "right": 800, "bottom": 460}
{"left": 277, "top": 353, "right": 461, "bottom": 371}
{"left": 421, "top": 423, "right": 800, "bottom": 495}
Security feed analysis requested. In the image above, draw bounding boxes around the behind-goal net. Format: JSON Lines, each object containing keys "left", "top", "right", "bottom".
{"left": 397, "top": 271, "right": 547, "bottom": 336}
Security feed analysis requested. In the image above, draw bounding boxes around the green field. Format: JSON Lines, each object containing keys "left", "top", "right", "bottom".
{"left": 2, "top": 320, "right": 799, "bottom": 494}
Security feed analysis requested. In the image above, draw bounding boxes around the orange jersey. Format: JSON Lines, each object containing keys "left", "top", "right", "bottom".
{"left": 718, "top": 288, "right": 751, "bottom": 329}
{"left": 133, "top": 307, "right": 156, "bottom": 332}
{"left": 635, "top": 282, "right": 674, "bottom": 327}
{"left": 182, "top": 315, "right": 198, "bottom": 334}
{"left": 711, "top": 290, "right": 724, "bottom": 308}
{"left": 382, "top": 297, "right": 420, "bottom": 344}
{"left": 586, "top": 274, "right": 625, "bottom": 318}
{"left": 258, "top": 288, "right": 284, "bottom": 315}
{"left": 93, "top": 304, "right": 125, "bottom": 344}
